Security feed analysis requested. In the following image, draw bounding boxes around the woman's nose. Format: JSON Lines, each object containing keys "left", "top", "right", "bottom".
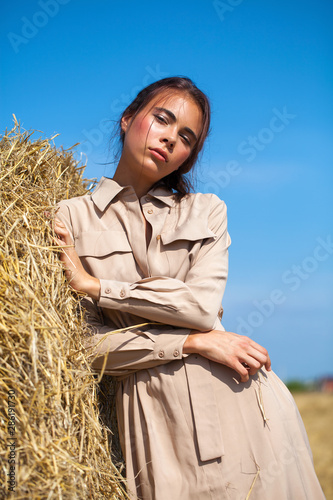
{"left": 161, "top": 135, "right": 176, "bottom": 150}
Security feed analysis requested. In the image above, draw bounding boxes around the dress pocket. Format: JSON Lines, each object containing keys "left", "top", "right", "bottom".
{"left": 160, "top": 220, "right": 216, "bottom": 245}
{"left": 160, "top": 222, "right": 217, "bottom": 279}
{"left": 75, "top": 230, "right": 132, "bottom": 258}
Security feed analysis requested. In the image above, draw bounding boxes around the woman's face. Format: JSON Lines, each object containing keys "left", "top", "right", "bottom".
{"left": 120, "top": 92, "right": 203, "bottom": 185}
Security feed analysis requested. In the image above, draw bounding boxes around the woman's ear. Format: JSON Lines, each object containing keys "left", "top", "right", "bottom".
{"left": 121, "top": 114, "right": 132, "bottom": 133}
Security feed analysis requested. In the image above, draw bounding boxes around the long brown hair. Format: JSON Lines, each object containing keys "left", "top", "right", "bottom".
{"left": 116, "top": 77, "right": 211, "bottom": 200}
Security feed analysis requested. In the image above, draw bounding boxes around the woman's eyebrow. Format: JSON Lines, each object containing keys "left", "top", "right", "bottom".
{"left": 154, "top": 107, "right": 198, "bottom": 142}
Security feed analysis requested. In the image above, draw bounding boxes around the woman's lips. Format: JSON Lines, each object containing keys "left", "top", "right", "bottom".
{"left": 149, "top": 148, "right": 168, "bottom": 162}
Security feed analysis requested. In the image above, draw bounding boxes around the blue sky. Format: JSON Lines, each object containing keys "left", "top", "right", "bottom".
{"left": 1, "top": 0, "right": 332, "bottom": 380}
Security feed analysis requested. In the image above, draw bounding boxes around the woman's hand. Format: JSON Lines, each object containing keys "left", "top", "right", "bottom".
{"left": 183, "top": 330, "right": 271, "bottom": 382}
{"left": 53, "top": 218, "right": 101, "bottom": 301}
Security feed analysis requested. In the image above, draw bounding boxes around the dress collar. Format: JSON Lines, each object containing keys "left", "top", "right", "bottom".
{"left": 91, "top": 176, "right": 175, "bottom": 212}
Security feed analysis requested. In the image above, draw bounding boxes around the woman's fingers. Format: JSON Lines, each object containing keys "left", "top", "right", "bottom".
{"left": 53, "top": 218, "right": 73, "bottom": 246}
{"left": 184, "top": 330, "right": 272, "bottom": 382}
{"left": 253, "top": 344, "right": 271, "bottom": 371}
{"left": 243, "top": 339, "right": 271, "bottom": 371}
{"left": 52, "top": 218, "right": 81, "bottom": 283}
{"left": 50, "top": 215, "right": 101, "bottom": 300}
{"left": 45, "top": 214, "right": 72, "bottom": 246}
{"left": 236, "top": 348, "right": 270, "bottom": 381}
{"left": 265, "top": 353, "right": 272, "bottom": 371}
{"left": 246, "top": 345, "right": 269, "bottom": 366}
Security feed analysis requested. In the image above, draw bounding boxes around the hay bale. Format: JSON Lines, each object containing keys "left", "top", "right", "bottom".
{"left": 0, "top": 119, "right": 127, "bottom": 499}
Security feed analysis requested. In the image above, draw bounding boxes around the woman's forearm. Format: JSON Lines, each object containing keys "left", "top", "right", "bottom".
{"left": 83, "top": 276, "right": 101, "bottom": 301}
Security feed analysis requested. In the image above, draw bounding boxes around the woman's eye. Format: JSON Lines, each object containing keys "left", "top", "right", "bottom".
{"left": 180, "top": 134, "right": 191, "bottom": 146}
{"left": 154, "top": 114, "right": 168, "bottom": 124}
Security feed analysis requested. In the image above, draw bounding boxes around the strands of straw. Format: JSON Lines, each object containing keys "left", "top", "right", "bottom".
{"left": 0, "top": 119, "right": 128, "bottom": 499}
{"left": 245, "top": 460, "right": 260, "bottom": 500}
{"left": 255, "top": 372, "right": 269, "bottom": 427}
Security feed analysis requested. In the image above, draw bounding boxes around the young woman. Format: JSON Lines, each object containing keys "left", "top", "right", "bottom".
{"left": 54, "top": 77, "right": 325, "bottom": 500}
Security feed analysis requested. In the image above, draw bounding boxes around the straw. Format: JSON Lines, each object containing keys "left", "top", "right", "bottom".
{"left": 0, "top": 119, "right": 128, "bottom": 499}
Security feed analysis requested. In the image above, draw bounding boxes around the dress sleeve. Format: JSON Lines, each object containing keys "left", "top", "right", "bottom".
{"left": 81, "top": 296, "right": 190, "bottom": 376}
{"left": 97, "top": 197, "right": 230, "bottom": 332}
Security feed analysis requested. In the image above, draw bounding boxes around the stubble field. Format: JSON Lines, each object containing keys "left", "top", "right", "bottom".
{"left": 293, "top": 392, "right": 333, "bottom": 500}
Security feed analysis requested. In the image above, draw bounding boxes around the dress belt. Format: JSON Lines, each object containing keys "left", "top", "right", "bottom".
{"left": 184, "top": 354, "right": 225, "bottom": 462}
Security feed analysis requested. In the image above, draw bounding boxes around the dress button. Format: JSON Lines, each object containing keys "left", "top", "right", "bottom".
{"left": 158, "top": 350, "right": 164, "bottom": 358}
{"left": 156, "top": 234, "right": 161, "bottom": 240}
{"left": 119, "top": 289, "right": 126, "bottom": 298}
{"left": 105, "top": 288, "right": 111, "bottom": 294}
{"left": 147, "top": 209, "right": 153, "bottom": 214}
{"left": 173, "top": 350, "right": 180, "bottom": 357}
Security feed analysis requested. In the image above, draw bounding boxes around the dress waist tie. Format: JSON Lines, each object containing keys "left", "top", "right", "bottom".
{"left": 184, "top": 354, "right": 224, "bottom": 462}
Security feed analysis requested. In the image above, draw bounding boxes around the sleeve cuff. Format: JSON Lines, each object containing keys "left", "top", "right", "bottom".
{"left": 98, "top": 279, "right": 131, "bottom": 306}
{"left": 144, "top": 327, "right": 190, "bottom": 362}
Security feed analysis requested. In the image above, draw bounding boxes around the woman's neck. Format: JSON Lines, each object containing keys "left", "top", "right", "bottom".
{"left": 112, "top": 162, "right": 154, "bottom": 199}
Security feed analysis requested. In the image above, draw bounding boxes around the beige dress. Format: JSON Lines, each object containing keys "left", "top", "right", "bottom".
{"left": 57, "top": 177, "right": 325, "bottom": 500}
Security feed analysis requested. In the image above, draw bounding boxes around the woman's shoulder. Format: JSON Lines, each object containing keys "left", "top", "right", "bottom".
{"left": 56, "top": 193, "right": 95, "bottom": 224}
{"left": 185, "top": 191, "right": 225, "bottom": 204}
{"left": 57, "top": 193, "right": 91, "bottom": 209}
{"left": 179, "top": 191, "right": 227, "bottom": 215}
{"left": 56, "top": 194, "right": 93, "bottom": 232}
{"left": 173, "top": 192, "right": 228, "bottom": 234}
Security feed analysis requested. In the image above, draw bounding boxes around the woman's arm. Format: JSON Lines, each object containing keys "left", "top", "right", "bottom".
{"left": 183, "top": 329, "right": 271, "bottom": 383}
{"left": 53, "top": 218, "right": 100, "bottom": 299}
{"left": 54, "top": 196, "right": 229, "bottom": 332}
{"left": 54, "top": 218, "right": 191, "bottom": 376}
{"left": 54, "top": 197, "right": 271, "bottom": 380}
{"left": 81, "top": 296, "right": 190, "bottom": 377}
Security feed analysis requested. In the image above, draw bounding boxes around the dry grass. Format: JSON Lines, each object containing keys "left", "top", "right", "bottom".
{"left": 293, "top": 392, "right": 333, "bottom": 500}
{"left": 0, "top": 120, "right": 127, "bottom": 499}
